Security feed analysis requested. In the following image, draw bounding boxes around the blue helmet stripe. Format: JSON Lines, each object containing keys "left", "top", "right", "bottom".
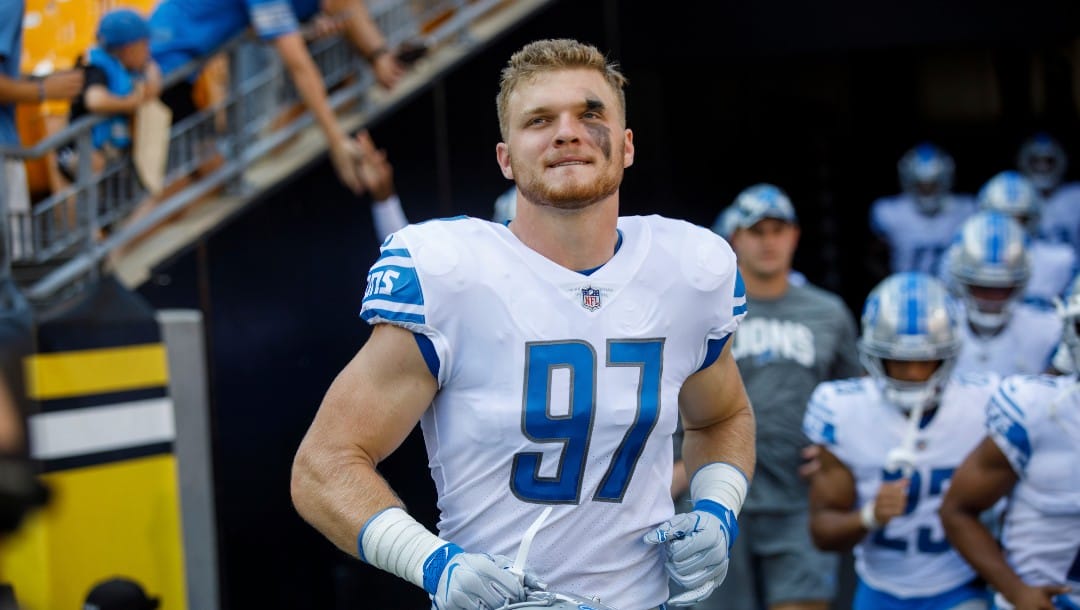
{"left": 987, "top": 211, "right": 1003, "bottom": 264}
{"left": 902, "top": 273, "right": 921, "bottom": 334}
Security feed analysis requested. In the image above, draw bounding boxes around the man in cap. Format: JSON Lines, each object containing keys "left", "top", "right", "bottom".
{"left": 697, "top": 183, "right": 861, "bottom": 610}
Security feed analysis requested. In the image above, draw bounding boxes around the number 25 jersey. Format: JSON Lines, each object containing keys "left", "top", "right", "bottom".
{"left": 360, "top": 215, "right": 746, "bottom": 609}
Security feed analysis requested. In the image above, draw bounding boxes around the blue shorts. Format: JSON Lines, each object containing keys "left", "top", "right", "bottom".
{"left": 854, "top": 577, "right": 988, "bottom": 610}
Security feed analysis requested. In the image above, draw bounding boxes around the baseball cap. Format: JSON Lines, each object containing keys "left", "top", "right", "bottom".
{"left": 84, "top": 577, "right": 160, "bottom": 610}
{"left": 728, "top": 183, "right": 798, "bottom": 230}
{"left": 97, "top": 9, "right": 151, "bottom": 50}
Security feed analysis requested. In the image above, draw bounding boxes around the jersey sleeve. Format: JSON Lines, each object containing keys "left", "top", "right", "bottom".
{"left": 803, "top": 382, "right": 841, "bottom": 448}
{"left": 705, "top": 235, "right": 747, "bottom": 343}
{"left": 986, "top": 376, "right": 1038, "bottom": 476}
{"left": 0, "top": 3, "right": 20, "bottom": 64}
{"left": 245, "top": 0, "right": 300, "bottom": 40}
{"left": 360, "top": 232, "right": 429, "bottom": 328}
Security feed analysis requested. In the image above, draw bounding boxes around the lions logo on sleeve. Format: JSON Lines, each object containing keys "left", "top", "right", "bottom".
{"left": 361, "top": 232, "right": 428, "bottom": 329}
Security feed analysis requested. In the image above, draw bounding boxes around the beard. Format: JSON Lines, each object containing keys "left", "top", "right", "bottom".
{"left": 511, "top": 151, "right": 624, "bottom": 212}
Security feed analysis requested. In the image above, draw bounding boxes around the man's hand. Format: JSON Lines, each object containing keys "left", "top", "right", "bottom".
{"left": 371, "top": 52, "right": 405, "bottom": 89}
{"left": 798, "top": 444, "right": 822, "bottom": 479}
{"left": 42, "top": 69, "right": 85, "bottom": 101}
{"left": 430, "top": 550, "right": 542, "bottom": 610}
{"left": 328, "top": 137, "right": 364, "bottom": 194}
{"left": 643, "top": 504, "right": 736, "bottom": 606}
{"left": 1005, "top": 583, "right": 1073, "bottom": 610}
{"left": 873, "top": 479, "right": 910, "bottom": 526}
{"left": 353, "top": 130, "right": 395, "bottom": 201}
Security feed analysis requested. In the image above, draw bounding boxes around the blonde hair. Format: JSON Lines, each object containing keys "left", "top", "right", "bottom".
{"left": 496, "top": 39, "right": 628, "bottom": 141}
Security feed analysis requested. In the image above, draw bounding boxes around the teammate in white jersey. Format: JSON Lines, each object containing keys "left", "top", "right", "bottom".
{"left": 945, "top": 211, "right": 1061, "bottom": 376}
{"left": 977, "top": 170, "right": 1077, "bottom": 309}
{"left": 940, "top": 290, "right": 1080, "bottom": 610}
{"left": 804, "top": 272, "right": 996, "bottom": 610}
{"left": 870, "top": 143, "right": 977, "bottom": 275}
{"left": 291, "top": 39, "right": 756, "bottom": 610}
{"left": 1018, "top": 132, "right": 1080, "bottom": 253}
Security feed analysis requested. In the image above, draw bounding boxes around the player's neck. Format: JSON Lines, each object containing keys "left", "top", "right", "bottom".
{"left": 968, "top": 320, "right": 1006, "bottom": 338}
{"left": 509, "top": 198, "right": 620, "bottom": 271}
{"left": 740, "top": 267, "right": 789, "bottom": 300}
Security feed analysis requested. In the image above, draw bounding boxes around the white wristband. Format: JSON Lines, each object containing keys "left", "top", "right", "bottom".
{"left": 690, "top": 462, "right": 749, "bottom": 517}
{"left": 358, "top": 507, "right": 448, "bottom": 589}
{"left": 371, "top": 194, "right": 408, "bottom": 242}
{"left": 860, "top": 501, "right": 881, "bottom": 530}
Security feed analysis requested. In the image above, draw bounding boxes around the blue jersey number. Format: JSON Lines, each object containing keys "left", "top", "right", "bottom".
{"left": 511, "top": 339, "right": 664, "bottom": 504}
{"left": 871, "top": 466, "right": 954, "bottom": 553}
{"left": 912, "top": 244, "right": 948, "bottom": 275}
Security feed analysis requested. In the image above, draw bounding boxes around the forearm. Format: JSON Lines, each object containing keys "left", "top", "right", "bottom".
{"left": 809, "top": 507, "right": 868, "bottom": 552}
{"left": 0, "top": 75, "right": 41, "bottom": 104}
{"left": 281, "top": 46, "right": 347, "bottom": 147}
{"left": 681, "top": 403, "right": 755, "bottom": 482}
{"left": 290, "top": 442, "right": 404, "bottom": 557}
{"left": 340, "top": 1, "right": 388, "bottom": 61}
{"left": 941, "top": 508, "right": 1026, "bottom": 601}
{"left": 86, "top": 92, "right": 139, "bottom": 115}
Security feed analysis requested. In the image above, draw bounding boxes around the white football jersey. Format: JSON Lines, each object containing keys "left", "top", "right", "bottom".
{"left": 1039, "top": 182, "right": 1080, "bottom": 253}
{"left": 1025, "top": 240, "right": 1077, "bottom": 307}
{"left": 804, "top": 373, "right": 999, "bottom": 598}
{"left": 987, "top": 375, "right": 1080, "bottom": 610}
{"left": 955, "top": 304, "right": 1061, "bottom": 377}
{"left": 870, "top": 193, "right": 977, "bottom": 274}
{"left": 361, "top": 215, "right": 746, "bottom": 609}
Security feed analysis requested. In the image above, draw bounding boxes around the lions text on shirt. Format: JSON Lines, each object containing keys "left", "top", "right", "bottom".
{"left": 803, "top": 373, "right": 999, "bottom": 599}
{"left": 360, "top": 215, "right": 746, "bottom": 610}
{"left": 987, "top": 375, "right": 1080, "bottom": 610}
{"left": 870, "top": 194, "right": 977, "bottom": 275}
{"left": 955, "top": 304, "right": 1061, "bottom": 377}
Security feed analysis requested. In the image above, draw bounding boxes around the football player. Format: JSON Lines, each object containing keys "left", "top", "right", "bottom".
{"left": 977, "top": 170, "right": 1076, "bottom": 309}
{"left": 1018, "top": 132, "right": 1080, "bottom": 253}
{"left": 292, "top": 38, "right": 755, "bottom": 610}
{"left": 804, "top": 272, "right": 996, "bottom": 610}
{"left": 945, "top": 210, "right": 1061, "bottom": 376}
{"left": 870, "top": 143, "right": 977, "bottom": 275}
{"left": 940, "top": 287, "right": 1080, "bottom": 610}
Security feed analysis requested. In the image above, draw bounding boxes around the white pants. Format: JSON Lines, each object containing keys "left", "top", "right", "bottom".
{"left": 3, "top": 159, "right": 30, "bottom": 260}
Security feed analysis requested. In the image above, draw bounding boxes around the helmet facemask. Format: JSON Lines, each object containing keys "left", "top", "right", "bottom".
{"left": 1018, "top": 134, "right": 1067, "bottom": 193}
{"left": 860, "top": 273, "right": 963, "bottom": 413}
{"left": 898, "top": 144, "right": 955, "bottom": 217}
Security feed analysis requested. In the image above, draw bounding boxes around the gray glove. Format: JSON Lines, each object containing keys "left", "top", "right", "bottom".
{"left": 430, "top": 550, "right": 544, "bottom": 610}
{"left": 643, "top": 505, "right": 736, "bottom": 606}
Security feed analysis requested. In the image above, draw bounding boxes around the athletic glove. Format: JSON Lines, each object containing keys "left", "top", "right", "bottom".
{"left": 643, "top": 501, "right": 738, "bottom": 606}
{"left": 427, "top": 545, "right": 545, "bottom": 610}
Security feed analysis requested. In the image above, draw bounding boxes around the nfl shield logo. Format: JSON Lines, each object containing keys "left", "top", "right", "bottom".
{"left": 581, "top": 287, "right": 601, "bottom": 311}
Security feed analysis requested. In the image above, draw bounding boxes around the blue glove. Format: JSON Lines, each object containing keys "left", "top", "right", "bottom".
{"left": 643, "top": 500, "right": 738, "bottom": 607}
{"left": 424, "top": 544, "right": 545, "bottom": 610}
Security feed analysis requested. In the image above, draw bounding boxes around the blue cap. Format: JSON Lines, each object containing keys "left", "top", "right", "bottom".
{"left": 729, "top": 183, "right": 798, "bottom": 230}
{"left": 97, "top": 9, "right": 150, "bottom": 49}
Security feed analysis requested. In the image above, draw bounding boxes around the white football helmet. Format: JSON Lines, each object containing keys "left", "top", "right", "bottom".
{"left": 1055, "top": 274, "right": 1080, "bottom": 375}
{"left": 1017, "top": 132, "right": 1067, "bottom": 192}
{"left": 859, "top": 272, "right": 962, "bottom": 411}
{"left": 977, "top": 170, "right": 1042, "bottom": 235}
{"left": 898, "top": 143, "right": 955, "bottom": 215}
{"left": 946, "top": 210, "right": 1030, "bottom": 333}
{"left": 503, "top": 590, "right": 620, "bottom": 610}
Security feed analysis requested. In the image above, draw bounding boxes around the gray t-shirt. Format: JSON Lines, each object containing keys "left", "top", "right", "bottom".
{"left": 733, "top": 283, "right": 861, "bottom": 513}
